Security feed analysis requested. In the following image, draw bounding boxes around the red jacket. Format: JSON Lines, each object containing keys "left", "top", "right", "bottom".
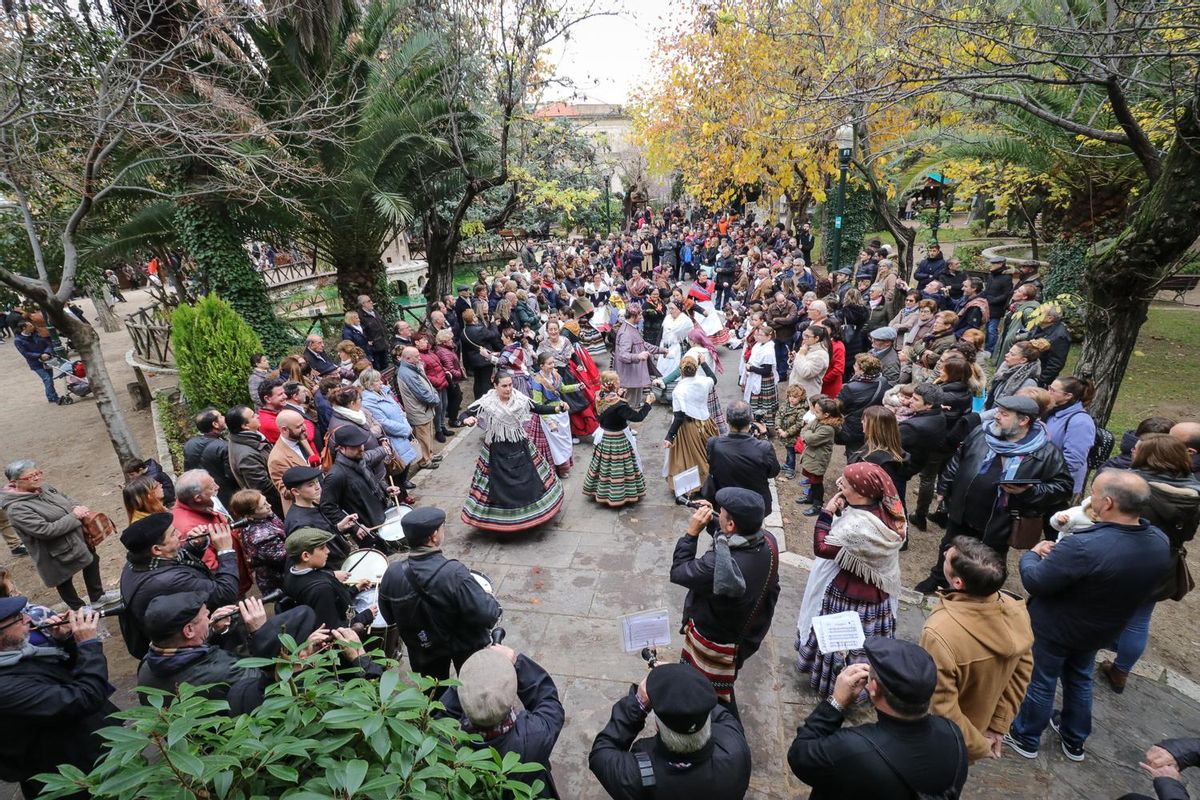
{"left": 821, "top": 340, "right": 845, "bottom": 398}
{"left": 173, "top": 502, "right": 253, "bottom": 597}
{"left": 418, "top": 350, "right": 448, "bottom": 390}
{"left": 434, "top": 344, "right": 464, "bottom": 381}
{"left": 258, "top": 407, "right": 281, "bottom": 444}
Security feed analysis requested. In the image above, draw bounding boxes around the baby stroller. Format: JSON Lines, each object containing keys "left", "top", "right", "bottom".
{"left": 46, "top": 357, "right": 92, "bottom": 404}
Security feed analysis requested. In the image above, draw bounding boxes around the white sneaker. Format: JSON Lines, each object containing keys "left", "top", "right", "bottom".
{"left": 94, "top": 589, "right": 121, "bottom": 606}
{"left": 572, "top": 437, "right": 581, "bottom": 444}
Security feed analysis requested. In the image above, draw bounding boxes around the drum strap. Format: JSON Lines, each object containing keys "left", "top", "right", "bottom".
{"left": 399, "top": 559, "right": 454, "bottom": 641}
{"left": 635, "top": 751, "right": 656, "bottom": 796}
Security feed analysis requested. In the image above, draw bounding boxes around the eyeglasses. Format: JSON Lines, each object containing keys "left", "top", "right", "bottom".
{"left": 0, "top": 613, "right": 28, "bottom": 632}
{"left": 18, "top": 470, "right": 43, "bottom": 480}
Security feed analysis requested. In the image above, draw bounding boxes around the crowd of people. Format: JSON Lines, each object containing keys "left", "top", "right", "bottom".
{"left": 1, "top": 205, "right": 1198, "bottom": 799}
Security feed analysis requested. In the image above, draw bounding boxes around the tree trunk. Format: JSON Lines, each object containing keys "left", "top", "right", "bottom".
{"left": 1075, "top": 104, "right": 1200, "bottom": 426}
{"left": 334, "top": 251, "right": 384, "bottom": 310}
{"left": 89, "top": 286, "right": 122, "bottom": 333}
{"left": 46, "top": 302, "right": 141, "bottom": 465}
{"left": 174, "top": 200, "right": 292, "bottom": 355}
{"left": 424, "top": 232, "right": 454, "bottom": 304}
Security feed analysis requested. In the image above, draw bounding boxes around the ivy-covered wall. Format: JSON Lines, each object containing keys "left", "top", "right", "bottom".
{"left": 820, "top": 183, "right": 874, "bottom": 271}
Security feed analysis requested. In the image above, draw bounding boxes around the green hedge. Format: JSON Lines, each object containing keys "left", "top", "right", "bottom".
{"left": 172, "top": 294, "right": 262, "bottom": 411}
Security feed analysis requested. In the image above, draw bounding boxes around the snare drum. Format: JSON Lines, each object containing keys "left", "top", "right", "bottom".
{"left": 470, "top": 569, "right": 494, "bottom": 595}
{"left": 342, "top": 548, "right": 388, "bottom": 586}
{"left": 376, "top": 505, "right": 412, "bottom": 543}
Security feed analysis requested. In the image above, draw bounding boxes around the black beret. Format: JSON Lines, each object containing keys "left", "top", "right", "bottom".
{"left": 647, "top": 663, "right": 717, "bottom": 734}
{"left": 715, "top": 487, "right": 765, "bottom": 533}
{"left": 281, "top": 465, "right": 322, "bottom": 488}
{"left": 401, "top": 506, "right": 446, "bottom": 545}
{"left": 120, "top": 512, "right": 174, "bottom": 552}
{"left": 333, "top": 425, "right": 369, "bottom": 447}
{"left": 144, "top": 590, "right": 208, "bottom": 641}
{"left": 865, "top": 638, "right": 937, "bottom": 707}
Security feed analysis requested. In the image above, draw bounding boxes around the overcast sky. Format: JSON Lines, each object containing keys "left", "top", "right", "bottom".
{"left": 544, "top": 0, "right": 676, "bottom": 105}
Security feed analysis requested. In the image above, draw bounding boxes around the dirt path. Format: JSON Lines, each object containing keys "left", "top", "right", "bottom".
{"left": 0, "top": 290, "right": 172, "bottom": 615}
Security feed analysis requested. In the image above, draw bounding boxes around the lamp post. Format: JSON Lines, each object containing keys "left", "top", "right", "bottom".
{"left": 604, "top": 172, "right": 613, "bottom": 235}
{"left": 830, "top": 122, "right": 854, "bottom": 272}
{"left": 928, "top": 174, "right": 945, "bottom": 244}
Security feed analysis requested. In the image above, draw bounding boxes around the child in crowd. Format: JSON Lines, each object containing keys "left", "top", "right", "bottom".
{"left": 883, "top": 383, "right": 916, "bottom": 421}
{"left": 797, "top": 394, "right": 844, "bottom": 516}
{"left": 776, "top": 383, "right": 808, "bottom": 479}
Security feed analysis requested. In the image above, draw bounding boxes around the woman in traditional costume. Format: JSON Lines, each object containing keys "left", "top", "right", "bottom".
{"left": 743, "top": 325, "right": 779, "bottom": 436}
{"left": 582, "top": 372, "right": 655, "bottom": 507}
{"left": 530, "top": 352, "right": 577, "bottom": 478}
{"left": 662, "top": 356, "right": 718, "bottom": 498}
{"left": 460, "top": 372, "right": 566, "bottom": 532}
{"left": 795, "top": 462, "right": 906, "bottom": 698}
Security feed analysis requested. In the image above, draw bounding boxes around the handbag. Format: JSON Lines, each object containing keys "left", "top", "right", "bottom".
{"left": 1154, "top": 547, "right": 1195, "bottom": 603}
{"left": 81, "top": 511, "right": 116, "bottom": 550}
{"left": 1008, "top": 513, "right": 1043, "bottom": 550}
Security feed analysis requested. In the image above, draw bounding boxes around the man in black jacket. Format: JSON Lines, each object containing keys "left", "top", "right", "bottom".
{"left": 377, "top": 507, "right": 500, "bottom": 681}
{"left": 670, "top": 488, "right": 780, "bottom": 719}
{"left": 118, "top": 512, "right": 242, "bottom": 659}
{"left": 713, "top": 245, "right": 737, "bottom": 309}
{"left": 281, "top": 466, "right": 357, "bottom": 559}
{"left": 183, "top": 407, "right": 227, "bottom": 471}
{"left": 1122, "top": 737, "right": 1200, "bottom": 800}
{"left": 357, "top": 294, "right": 390, "bottom": 371}
{"left": 320, "top": 425, "right": 397, "bottom": 532}
{"left": 440, "top": 645, "right": 565, "bottom": 798}
{"left": 703, "top": 402, "right": 780, "bottom": 514}
{"left": 788, "top": 637, "right": 968, "bottom": 799}
{"left": 302, "top": 334, "right": 338, "bottom": 376}
{"left": 282, "top": 528, "right": 374, "bottom": 631}
{"left": 914, "top": 242, "right": 947, "bottom": 289}
{"left": 900, "top": 384, "right": 948, "bottom": 531}
{"left": 0, "top": 599, "right": 117, "bottom": 799}
{"left": 983, "top": 255, "right": 1013, "bottom": 352}
{"left": 1020, "top": 305, "right": 1071, "bottom": 386}
{"left": 798, "top": 222, "right": 816, "bottom": 267}
{"left": 589, "top": 662, "right": 751, "bottom": 800}
{"left": 915, "top": 395, "right": 1073, "bottom": 594}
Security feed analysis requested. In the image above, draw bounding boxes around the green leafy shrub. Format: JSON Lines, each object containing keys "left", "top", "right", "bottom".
{"left": 37, "top": 645, "right": 545, "bottom": 800}
{"left": 172, "top": 294, "right": 262, "bottom": 411}
{"left": 1043, "top": 239, "right": 1089, "bottom": 340}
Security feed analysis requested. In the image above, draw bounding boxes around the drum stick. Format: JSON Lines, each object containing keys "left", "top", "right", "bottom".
{"left": 387, "top": 475, "right": 402, "bottom": 511}
{"left": 344, "top": 550, "right": 371, "bottom": 577}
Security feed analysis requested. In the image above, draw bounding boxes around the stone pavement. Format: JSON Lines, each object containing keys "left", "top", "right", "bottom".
{"left": 412, "top": 347, "right": 1200, "bottom": 799}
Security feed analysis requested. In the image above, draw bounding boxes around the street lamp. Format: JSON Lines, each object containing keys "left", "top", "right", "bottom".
{"left": 603, "top": 172, "right": 613, "bottom": 234}
{"left": 830, "top": 122, "right": 854, "bottom": 273}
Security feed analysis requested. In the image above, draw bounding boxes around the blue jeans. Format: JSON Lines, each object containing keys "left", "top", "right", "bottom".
{"left": 784, "top": 449, "right": 796, "bottom": 472}
{"left": 985, "top": 317, "right": 1001, "bottom": 352}
{"left": 32, "top": 365, "right": 59, "bottom": 403}
{"left": 1010, "top": 638, "right": 1097, "bottom": 749}
{"left": 1112, "top": 601, "right": 1155, "bottom": 673}
{"left": 774, "top": 340, "right": 790, "bottom": 381}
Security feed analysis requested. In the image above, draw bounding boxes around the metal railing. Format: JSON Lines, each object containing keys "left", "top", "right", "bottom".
{"left": 261, "top": 260, "right": 335, "bottom": 288}
{"left": 124, "top": 304, "right": 174, "bottom": 368}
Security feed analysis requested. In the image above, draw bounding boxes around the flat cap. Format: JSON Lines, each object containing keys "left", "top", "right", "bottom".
{"left": 120, "top": 512, "right": 174, "bottom": 551}
{"left": 401, "top": 506, "right": 446, "bottom": 546}
{"left": 332, "top": 425, "right": 369, "bottom": 447}
{"left": 456, "top": 648, "right": 519, "bottom": 728}
{"left": 714, "top": 487, "right": 765, "bottom": 533}
{"left": 865, "top": 637, "right": 937, "bottom": 707}
{"left": 285, "top": 527, "right": 334, "bottom": 558}
{"left": 988, "top": 255, "right": 1007, "bottom": 264}
{"left": 457, "top": 285, "right": 471, "bottom": 292}
{"left": 870, "top": 326, "right": 898, "bottom": 341}
{"left": 0, "top": 596, "right": 26, "bottom": 623}
{"left": 834, "top": 267, "right": 852, "bottom": 276}
{"left": 647, "top": 663, "right": 718, "bottom": 735}
{"left": 995, "top": 394, "right": 1040, "bottom": 418}
{"left": 281, "top": 465, "right": 322, "bottom": 488}
{"left": 144, "top": 590, "right": 208, "bottom": 641}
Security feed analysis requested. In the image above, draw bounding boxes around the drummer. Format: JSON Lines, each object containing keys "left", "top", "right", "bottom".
{"left": 280, "top": 466, "right": 361, "bottom": 558}
{"left": 281, "top": 528, "right": 375, "bottom": 632}
{"left": 378, "top": 507, "right": 501, "bottom": 682}
{"left": 321, "top": 426, "right": 403, "bottom": 552}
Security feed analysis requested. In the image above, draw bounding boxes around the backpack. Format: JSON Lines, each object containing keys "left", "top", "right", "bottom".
{"left": 1088, "top": 427, "right": 1116, "bottom": 471}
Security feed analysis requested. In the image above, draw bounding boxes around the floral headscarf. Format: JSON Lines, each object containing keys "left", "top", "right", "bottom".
{"left": 842, "top": 462, "right": 906, "bottom": 536}
{"left": 595, "top": 374, "right": 622, "bottom": 415}
{"left": 687, "top": 327, "right": 724, "bottom": 374}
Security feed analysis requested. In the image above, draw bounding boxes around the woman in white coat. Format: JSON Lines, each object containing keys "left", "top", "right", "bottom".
{"left": 790, "top": 324, "right": 831, "bottom": 399}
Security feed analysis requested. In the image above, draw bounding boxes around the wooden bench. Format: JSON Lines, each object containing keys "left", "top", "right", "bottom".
{"left": 1159, "top": 274, "right": 1200, "bottom": 304}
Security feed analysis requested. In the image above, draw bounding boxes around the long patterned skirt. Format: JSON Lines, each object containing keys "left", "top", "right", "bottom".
{"left": 524, "top": 416, "right": 555, "bottom": 471}
{"left": 749, "top": 374, "right": 778, "bottom": 436}
{"left": 795, "top": 583, "right": 896, "bottom": 698}
{"left": 665, "top": 417, "right": 719, "bottom": 494}
{"left": 461, "top": 439, "right": 564, "bottom": 532}
{"left": 707, "top": 385, "right": 728, "bottom": 436}
{"left": 583, "top": 429, "right": 646, "bottom": 507}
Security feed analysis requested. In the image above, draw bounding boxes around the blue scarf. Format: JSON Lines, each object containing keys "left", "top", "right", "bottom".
{"left": 980, "top": 422, "right": 1048, "bottom": 482}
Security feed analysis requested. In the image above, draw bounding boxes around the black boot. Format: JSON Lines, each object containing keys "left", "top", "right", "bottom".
{"left": 802, "top": 482, "right": 825, "bottom": 516}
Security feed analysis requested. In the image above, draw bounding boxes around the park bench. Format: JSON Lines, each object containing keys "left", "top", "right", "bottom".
{"left": 1158, "top": 274, "right": 1200, "bottom": 304}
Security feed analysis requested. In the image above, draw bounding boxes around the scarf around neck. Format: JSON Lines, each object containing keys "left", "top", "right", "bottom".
{"left": 470, "top": 389, "right": 534, "bottom": 444}
{"left": 332, "top": 405, "right": 368, "bottom": 426}
{"left": 713, "top": 530, "right": 765, "bottom": 597}
{"left": 991, "top": 359, "right": 1041, "bottom": 398}
{"left": 824, "top": 507, "right": 904, "bottom": 598}
{"left": 980, "top": 422, "right": 1049, "bottom": 481}
{"left": 0, "top": 641, "right": 70, "bottom": 667}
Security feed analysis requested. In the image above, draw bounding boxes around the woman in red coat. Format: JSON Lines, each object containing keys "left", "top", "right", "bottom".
{"left": 415, "top": 334, "right": 452, "bottom": 440}
{"left": 818, "top": 318, "right": 846, "bottom": 398}
{"left": 433, "top": 328, "right": 465, "bottom": 426}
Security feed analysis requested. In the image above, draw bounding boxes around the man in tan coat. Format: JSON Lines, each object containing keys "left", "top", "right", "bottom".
{"left": 267, "top": 410, "right": 317, "bottom": 515}
{"left": 920, "top": 536, "right": 1034, "bottom": 762}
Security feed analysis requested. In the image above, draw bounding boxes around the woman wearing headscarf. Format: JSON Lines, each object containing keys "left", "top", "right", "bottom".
{"left": 795, "top": 462, "right": 906, "bottom": 698}
{"left": 583, "top": 371, "right": 655, "bottom": 507}
{"left": 743, "top": 326, "right": 778, "bottom": 437}
{"left": 654, "top": 328, "right": 728, "bottom": 435}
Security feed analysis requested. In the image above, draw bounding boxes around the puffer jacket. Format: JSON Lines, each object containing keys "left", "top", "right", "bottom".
{"left": 0, "top": 484, "right": 93, "bottom": 588}
{"left": 418, "top": 350, "right": 449, "bottom": 390}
